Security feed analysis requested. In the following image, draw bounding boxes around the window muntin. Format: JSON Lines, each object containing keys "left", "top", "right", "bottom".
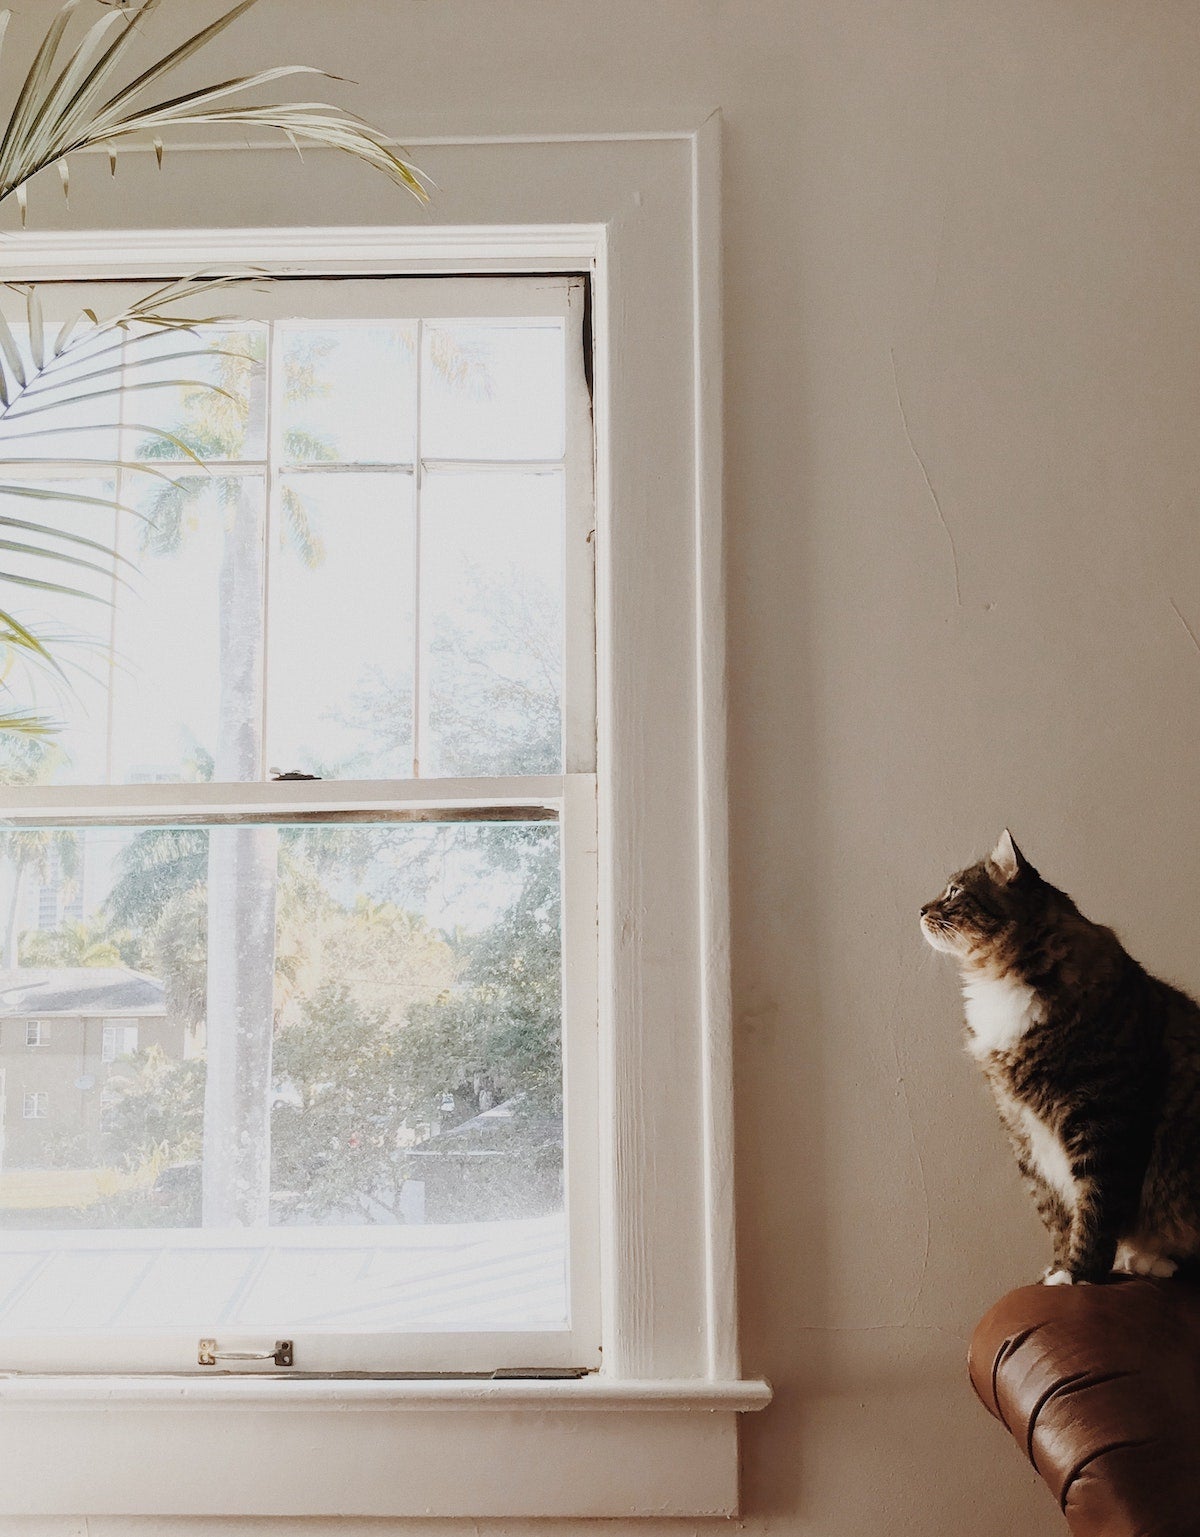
{"left": 24, "top": 1021, "right": 43, "bottom": 1046}
{"left": 0, "top": 275, "right": 597, "bottom": 1374}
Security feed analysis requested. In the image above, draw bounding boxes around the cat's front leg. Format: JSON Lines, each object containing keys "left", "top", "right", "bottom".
{"left": 1018, "top": 1160, "right": 1071, "bottom": 1281}
{"left": 1059, "top": 1158, "right": 1138, "bottom": 1284}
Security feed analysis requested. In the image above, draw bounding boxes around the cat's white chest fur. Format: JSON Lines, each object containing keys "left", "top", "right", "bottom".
{"left": 1010, "top": 1098, "right": 1077, "bottom": 1210}
{"left": 961, "top": 974, "right": 1045, "bottom": 1059}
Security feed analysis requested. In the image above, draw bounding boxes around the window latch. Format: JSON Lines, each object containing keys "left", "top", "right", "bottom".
{"left": 197, "top": 1338, "right": 293, "bottom": 1368}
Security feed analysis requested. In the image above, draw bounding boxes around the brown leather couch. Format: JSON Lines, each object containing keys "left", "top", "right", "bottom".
{"left": 969, "top": 1276, "right": 1200, "bottom": 1535}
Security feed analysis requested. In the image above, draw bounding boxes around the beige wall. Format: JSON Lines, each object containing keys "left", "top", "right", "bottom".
{"left": 5, "top": 0, "right": 1199, "bottom": 1531}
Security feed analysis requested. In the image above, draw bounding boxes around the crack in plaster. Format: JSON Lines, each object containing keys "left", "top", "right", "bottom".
{"left": 890, "top": 346, "right": 962, "bottom": 608}
{"left": 1169, "top": 596, "right": 1200, "bottom": 656}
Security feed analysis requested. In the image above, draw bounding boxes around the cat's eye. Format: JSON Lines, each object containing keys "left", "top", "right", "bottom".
{"left": 945, "top": 884, "right": 961, "bottom": 900}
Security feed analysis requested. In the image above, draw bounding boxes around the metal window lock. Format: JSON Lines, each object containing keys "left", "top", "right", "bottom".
{"left": 197, "top": 1338, "right": 293, "bottom": 1368}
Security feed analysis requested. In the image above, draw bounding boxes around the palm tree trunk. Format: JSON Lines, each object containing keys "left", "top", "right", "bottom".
{"left": 201, "top": 393, "right": 278, "bottom": 1224}
{"left": 2, "top": 857, "right": 27, "bottom": 969}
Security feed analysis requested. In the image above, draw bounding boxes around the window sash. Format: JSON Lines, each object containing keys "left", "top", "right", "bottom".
{"left": 3, "top": 274, "right": 595, "bottom": 791}
{"left": 0, "top": 774, "right": 598, "bottom": 1375}
{"left": 0, "top": 272, "right": 600, "bottom": 1375}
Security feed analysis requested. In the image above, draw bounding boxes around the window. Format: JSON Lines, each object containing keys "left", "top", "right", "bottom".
{"left": 0, "top": 124, "right": 764, "bottom": 1523}
{"left": 0, "top": 274, "right": 598, "bottom": 1374}
{"left": 100, "top": 1024, "right": 138, "bottom": 1063}
{"left": 23, "top": 1020, "right": 44, "bottom": 1047}
{"left": 21, "top": 1092, "right": 47, "bottom": 1120}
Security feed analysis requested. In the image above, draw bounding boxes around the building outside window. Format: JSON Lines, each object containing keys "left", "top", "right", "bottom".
{"left": 21, "top": 1093, "right": 47, "bottom": 1121}
{"left": 23, "top": 1021, "right": 44, "bottom": 1047}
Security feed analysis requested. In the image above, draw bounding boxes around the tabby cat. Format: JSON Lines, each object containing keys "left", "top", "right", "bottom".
{"left": 920, "top": 831, "right": 1200, "bottom": 1284}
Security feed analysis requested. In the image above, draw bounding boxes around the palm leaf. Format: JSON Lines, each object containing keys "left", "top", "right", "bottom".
{"left": 0, "top": 602, "right": 56, "bottom": 665}
{"left": 280, "top": 483, "right": 326, "bottom": 568}
{"left": 0, "top": 0, "right": 80, "bottom": 192}
{"left": 20, "top": 343, "right": 251, "bottom": 398}
{"left": 0, "top": 273, "right": 257, "bottom": 724}
{"left": 0, "top": 534, "right": 128, "bottom": 583}
{"left": 0, "top": 706, "right": 55, "bottom": 736}
{"left": 0, "top": 0, "right": 430, "bottom": 220}
{"left": 0, "top": 374, "right": 244, "bottom": 422}
{"left": 0, "top": 504, "right": 140, "bottom": 560}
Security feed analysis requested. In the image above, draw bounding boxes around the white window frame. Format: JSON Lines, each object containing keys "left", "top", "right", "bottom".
{"left": 0, "top": 272, "right": 602, "bottom": 1380}
{"left": 23, "top": 1020, "right": 44, "bottom": 1047}
{"left": 0, "top": 119, "right": 768, "bottom": 1521}
{"left": 21, "top": 1091, "right": 47, "bottom": 1120}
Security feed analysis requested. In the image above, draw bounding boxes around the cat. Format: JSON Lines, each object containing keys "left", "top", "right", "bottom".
{"left": 920, "top": 830, "right": 1200, "bottom": 1285}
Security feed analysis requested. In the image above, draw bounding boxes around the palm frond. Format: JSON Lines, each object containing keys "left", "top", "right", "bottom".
{"left": 0, "top": 273, "right": 256, "bottom": 718}
{"left": 0, "top": 0, "right": 430, "bottom": 222}
{"left": 0, "top": 603, "right": 56, "bottom": 665}
{"left": 280, "top": 483, "right": 326, "bottom": 568}
{"left": 0, "top": 705, "right": 56, "bottom": 736}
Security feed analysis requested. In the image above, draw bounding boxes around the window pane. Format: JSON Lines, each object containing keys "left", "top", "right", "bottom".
{"left": 266, "top": 473, "right": 414, "bottom": 778}
{"left": 421, "top": 320, "right": 565, "bottom": 462}
{"left": 0, "top": 479, "right": 117, "bottom": 787}
{"left": 110, "top": 476, "right": 266, "bottom": 784}
{"left": 3, "top": 322, "right": 120, "bottom": 462}
{"left": 422, "top": 469, "right": 564, "bottom": 776}
{"left": 0, "top": 820, "right": 566, "bottom": 1334}
{"left": 129, "top": 326, "right": 266, "bottom": 462}
{"left": 279, "top": 323, "right": 417, "bottom": 464}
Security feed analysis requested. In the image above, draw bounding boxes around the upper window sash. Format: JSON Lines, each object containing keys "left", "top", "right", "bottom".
{"left": 0, "top": 274, "right": 595, "bottom": 795}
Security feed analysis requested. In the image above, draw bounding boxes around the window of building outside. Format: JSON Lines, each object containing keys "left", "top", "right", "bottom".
{"left": 0, "top": 273, "right": 598, "bottom": 1375}
{"left": 101, "top": 1025, "right": 138, "bottom": 1064}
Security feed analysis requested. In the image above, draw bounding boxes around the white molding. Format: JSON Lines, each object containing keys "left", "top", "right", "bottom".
{"left": 0, "top": 1374, "right": 771, "bottom": 1412}
{"left": 0, "top": 1394, "right": 755, "bottom": 1518}
{"left": 0, "top": 225, "right": 606, "bottom": 279}
{"left": 66, "top": 129, "right": 712, "bottom": 151}
{"left": 690, "top": 111, "right": 739, "bottom": 1383}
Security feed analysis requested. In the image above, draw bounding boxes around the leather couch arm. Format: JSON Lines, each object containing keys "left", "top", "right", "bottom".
{"left": 968, "top": 1276, "right": 1200, "bottom": 1536}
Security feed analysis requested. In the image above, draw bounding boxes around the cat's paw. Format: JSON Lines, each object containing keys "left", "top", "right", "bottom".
{"left": 1041, "top": 1267, "right": 1075, "bottom": 1286}
{"left": 1112, "top": 1241, "right": 1177, "bottom": 1279}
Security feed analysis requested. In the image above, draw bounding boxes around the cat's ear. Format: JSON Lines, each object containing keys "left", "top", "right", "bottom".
{"left": 989, "top": 828, "right": 1027, "bottom": 884}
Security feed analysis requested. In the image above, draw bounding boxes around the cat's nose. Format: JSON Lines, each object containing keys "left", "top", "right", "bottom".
{"left": 919, "top": 903, "right": 932, "bottom": 917}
